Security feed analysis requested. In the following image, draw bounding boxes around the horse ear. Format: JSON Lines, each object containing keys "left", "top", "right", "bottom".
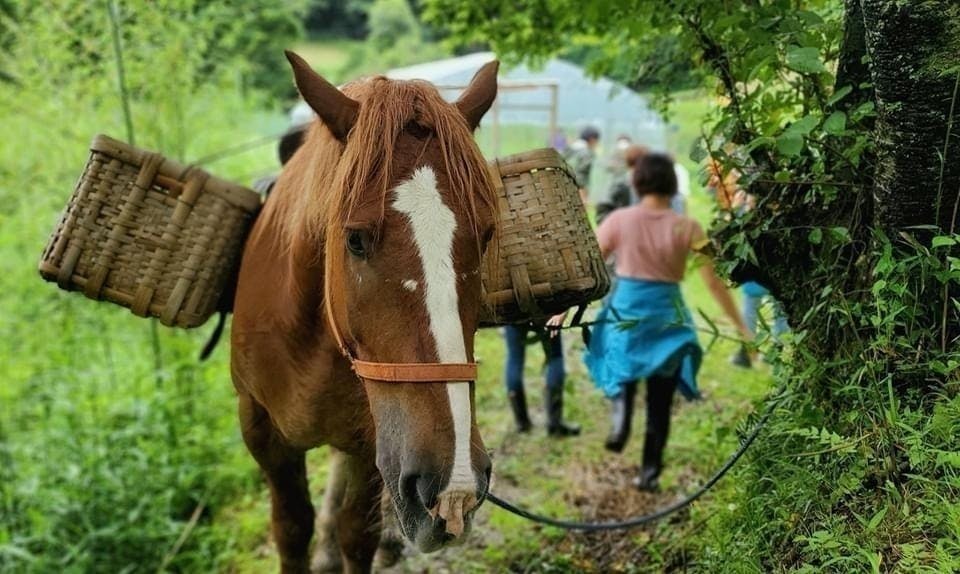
{"left": 285, "top": 50, "right": 359, "bottom": 142}
{"left": 456, "top": 60, "right": 499, "bottom": 131}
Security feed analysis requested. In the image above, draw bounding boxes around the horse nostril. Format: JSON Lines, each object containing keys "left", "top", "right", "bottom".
{"left": 399, "top": 471, "right": 442, "bottom": 510}
{"left": 416, "top": 474, "right": 441, "bottom": 509}
{"left": 400, "top": 472, "right": 420, "bottom": 507}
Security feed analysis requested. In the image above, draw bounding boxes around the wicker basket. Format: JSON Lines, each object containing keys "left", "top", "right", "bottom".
{"left": 39, "top": 134, "right": 261, "bottom": 328}
{"left": 480, "top": 148, "right": 610, "bottom": 325}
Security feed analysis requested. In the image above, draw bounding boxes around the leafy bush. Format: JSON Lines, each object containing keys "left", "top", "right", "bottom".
{"left": 690, "top": 238, "right": 960, "bottom": 571}
{"left": 368, "top": 0, "right": 420, "bottom": 51}
{"left": 1, "top": 0, "right": 307, "bottom": 101}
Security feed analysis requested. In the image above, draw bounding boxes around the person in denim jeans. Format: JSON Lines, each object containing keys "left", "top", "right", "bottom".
{"left": 730, "top": 281, "right": 789, "bottom": 367}
{"left": 706, "top": 160, "right": 790, "bottom": 367}
{"left": 503, "top": 323, "right": 580, "bottom": 437}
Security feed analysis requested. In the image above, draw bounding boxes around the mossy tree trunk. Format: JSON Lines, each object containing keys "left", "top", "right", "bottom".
{"left": 860, "top": 0, "right": 960, "bottom": 234}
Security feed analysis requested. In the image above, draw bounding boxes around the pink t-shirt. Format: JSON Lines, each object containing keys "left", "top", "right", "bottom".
{"left": 597, "top": 205, "right": 704, "bottom": 283}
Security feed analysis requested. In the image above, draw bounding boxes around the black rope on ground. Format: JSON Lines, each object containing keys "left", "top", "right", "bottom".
{"left": 484, "top": 387, "right": 785, "bottom": 532}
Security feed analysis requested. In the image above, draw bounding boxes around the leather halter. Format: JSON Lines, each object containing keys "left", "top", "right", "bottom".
{"left": 323, "top": 259, "right": 477, "bottom": 383}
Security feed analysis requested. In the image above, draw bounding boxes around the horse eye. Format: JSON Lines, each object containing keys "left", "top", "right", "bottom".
{"left": 346, "top": 230, "right": 367, "bottom": 258}
{"left": 483, "top": 226, "right": 495, "bottom": 244}
{"left": 481, "top": 225, "right": 495, "bottom": 248}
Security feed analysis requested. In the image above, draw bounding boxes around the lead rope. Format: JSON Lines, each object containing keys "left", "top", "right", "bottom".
{"left": 482, "top": 386, "right": 785, "bottom": 531}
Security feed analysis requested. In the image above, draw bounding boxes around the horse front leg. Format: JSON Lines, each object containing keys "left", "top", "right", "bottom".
{"left": 375, "top": 490, "right": 405, "bottom": 568}
{"left": 238, "top": 393, "right": 315, "bottom": 574}
{"left": 336, "top": 453, "right": 383, "bottom": 574}
{"left": 315, "top": 450, "right": 405, "bottom": 572}
{"left": 312, "top": 448, "right": 347, "bottom": 573}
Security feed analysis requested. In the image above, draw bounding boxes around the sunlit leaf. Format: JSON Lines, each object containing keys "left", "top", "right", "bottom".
{"left": 785, "top": 46, "right": 826, "bottom": 74}
{"left": 931, "top": 235, "right": 957, "bottom": 248}
{"left": 823, "top": 111, "right": 847, "bottom": 135}
{"left": 829, "top": 227, "right": 851, "bottom": 243}
{"left": 785, "top": 115, "right": 820, "bottom": 136}
{"left": 827, "top": 85, "right": 853, "bottom": 107}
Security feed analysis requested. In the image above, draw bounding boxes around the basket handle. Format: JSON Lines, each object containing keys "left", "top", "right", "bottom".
{"left": 508, "top": 265, "right": 542, "bottom": 317}
{"left": 158, "top": 170, "right": 211, "bottom": 325}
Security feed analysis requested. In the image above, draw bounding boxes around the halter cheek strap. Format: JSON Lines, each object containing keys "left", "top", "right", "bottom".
{"left": 323, "top": 268, "right": 477, "bottom": 383}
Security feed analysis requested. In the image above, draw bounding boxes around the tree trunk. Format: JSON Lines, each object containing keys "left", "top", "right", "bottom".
{"left": 860, "top": 0, "right": 960, "bottom": 350}
{"left": 861, "top": 0, "right": 960, "bottom": 234}
{"left": 836, "top": 0, "right": 873, "bottom": 120}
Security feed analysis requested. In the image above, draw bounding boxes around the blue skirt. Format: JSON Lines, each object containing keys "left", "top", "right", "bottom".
{"left": 584, "top": 277, "right": 702, "bottom": 400}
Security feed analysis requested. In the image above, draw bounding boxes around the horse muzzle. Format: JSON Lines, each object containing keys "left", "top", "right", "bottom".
{"left": 402, "top": 490, "right": 485, "bottom": 552}
{"left": 388, "top": 453, "right": 491, "bottom": 552}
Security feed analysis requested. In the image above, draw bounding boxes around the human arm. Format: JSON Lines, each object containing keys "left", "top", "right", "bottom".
{"left": 578, "top": 187, "right": 590, "bottom": 206}
{"left": 697, "top": 259, "right": 752, "bottom": 341}
{"left": 568, "top": 147, "right": 593, "bottom": 206}
{"left": 688, "top": 220, "right": 752, "bottom": 341}
{"left": 595, "top": 210, "right": 619, "bottom": 261}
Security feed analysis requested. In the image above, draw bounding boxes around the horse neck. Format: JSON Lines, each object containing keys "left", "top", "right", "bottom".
{"left": 252, "top": 159, "right": 329, "bottom": 336}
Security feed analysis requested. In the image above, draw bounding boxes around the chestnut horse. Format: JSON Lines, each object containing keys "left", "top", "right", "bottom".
{"left": 230, "top": 51, "right": 499, "bottom": 573}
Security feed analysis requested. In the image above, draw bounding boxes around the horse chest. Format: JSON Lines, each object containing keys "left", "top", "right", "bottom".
{"left": 232, "top": 331, "right": 371, "bottom": 452}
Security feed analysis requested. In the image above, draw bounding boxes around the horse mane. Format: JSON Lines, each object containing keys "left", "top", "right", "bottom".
{"left": 270, "top": 75, "right": 497, "bottom": 252}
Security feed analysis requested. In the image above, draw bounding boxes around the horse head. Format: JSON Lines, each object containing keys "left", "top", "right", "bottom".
{"left": 284, "top": 51, "right": 499, "bottom": 551}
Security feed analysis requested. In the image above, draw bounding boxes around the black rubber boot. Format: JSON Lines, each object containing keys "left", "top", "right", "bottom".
{"left": 604, "top": 382, "right": 637, "bottom": 453}
{"left": 633, "top": 464, "right": 662, "bottom": 492}
{"left": 730, "top": 344, "right": 752, "bottom": 368}
{"left": 508, "top": 389, "right": 533, "bottom": 433}
{"left": 634, "top": 374, "right": 677, "bottom": 491}
{"left": 633, "top": 429, "right": 665, "bottom": 491}
{"left": 545, "top": 386, "right": 581, "bottom": 437}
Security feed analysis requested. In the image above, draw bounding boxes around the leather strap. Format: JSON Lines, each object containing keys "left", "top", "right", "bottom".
{"left": 323, "top": 265, "right": 352, "bottom": 360}
{"left": 323, "top": 251, "right": 476, "bottom": 383}
{"left": 353, "top": 360, "right": 477, "bottom": 382}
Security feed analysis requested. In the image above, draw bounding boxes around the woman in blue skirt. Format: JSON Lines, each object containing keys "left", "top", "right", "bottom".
{"left": 550, "top": 153, "right": 750, "bottom": 490}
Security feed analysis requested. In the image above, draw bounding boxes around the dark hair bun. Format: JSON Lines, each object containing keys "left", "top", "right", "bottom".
{"left": 632, "top": 153, "right": 678, "bottom": 198}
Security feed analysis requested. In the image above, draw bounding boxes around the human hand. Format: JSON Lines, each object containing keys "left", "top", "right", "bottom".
{"left": 545, "top": 311, "right": 568, "bottom": 338}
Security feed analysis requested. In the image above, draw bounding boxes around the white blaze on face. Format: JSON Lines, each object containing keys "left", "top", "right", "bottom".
{"left": 392, "top": 166, "right": 475, "bottom": 494}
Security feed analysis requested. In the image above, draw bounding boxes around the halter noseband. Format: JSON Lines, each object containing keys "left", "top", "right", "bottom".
{"left": 323, "top": 272, "right": 477, "bottom": 383}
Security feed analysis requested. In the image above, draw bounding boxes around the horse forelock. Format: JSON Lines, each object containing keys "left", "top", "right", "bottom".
{"left": 274, "top": 75, "right": 497, "bottom": 255}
